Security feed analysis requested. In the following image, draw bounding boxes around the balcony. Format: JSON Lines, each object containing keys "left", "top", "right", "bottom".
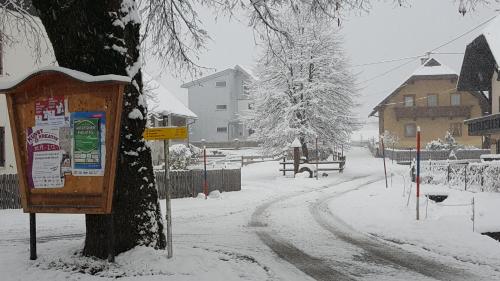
{"left": 394, "top": 106, "right": 472, "bottom": 120}
{"left": 465, "top": 113, "right": 500, "bottom": 136}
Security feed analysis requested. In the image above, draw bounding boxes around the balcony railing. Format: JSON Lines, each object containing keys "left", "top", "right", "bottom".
{"left": 465, "top": 113, "right": 500, "bottom": 136}
{"left": 394, "top": 106, "right": 472, "bottom": 120}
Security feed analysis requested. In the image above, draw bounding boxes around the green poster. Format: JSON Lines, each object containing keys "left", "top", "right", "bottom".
{"left": 74, "top": 118, "right": 99, "bottom": 157}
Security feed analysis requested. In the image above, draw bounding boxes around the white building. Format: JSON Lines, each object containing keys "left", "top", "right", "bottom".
{"left": 145, "top": 73, "right": 198, "bottom": 165}
{"left": 181, "top": 65, "right": 254, "bottom": 143}
{"left": 0, "top": 21, "right": 55, "bottom": 174}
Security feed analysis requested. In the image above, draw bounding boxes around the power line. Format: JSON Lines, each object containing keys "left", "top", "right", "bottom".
{"left": 357, "top": 15, "right": 498, "bottom": 86}
{"left": 350, "top": 55, "right": 423, "bottom": 68}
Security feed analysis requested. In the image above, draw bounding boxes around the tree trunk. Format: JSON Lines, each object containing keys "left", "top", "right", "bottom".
{"left": 32, "top": 0, "right": 166, "bottom": 258}
{"left": 300, "top": 136, "right": 309, "bottom": 162}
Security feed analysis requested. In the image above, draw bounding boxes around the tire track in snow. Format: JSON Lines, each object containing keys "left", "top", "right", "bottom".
{"left": 249, "top": 175, "right": 372, "bottom": 281}
{"left": 311, "top": 178, "right": 478, "bottom": 281}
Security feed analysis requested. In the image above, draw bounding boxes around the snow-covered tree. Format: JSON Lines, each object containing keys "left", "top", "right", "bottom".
{"left": 245, "top": 9, "right": 358, "bottom": 159}
{"left": 382, "top": 130, "right": 400, "bottom": 149}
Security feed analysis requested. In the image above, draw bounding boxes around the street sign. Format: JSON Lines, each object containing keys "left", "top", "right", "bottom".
{"left": 143, "top": 127, "right": 188, "bottom": 140}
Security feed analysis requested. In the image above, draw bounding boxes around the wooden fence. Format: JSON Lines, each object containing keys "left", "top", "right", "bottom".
{"left": 0, "top": 168, "right": 241, "bottom": 209}
{"left": 0, "top": 174, "right": 21, "bottom": 209}
{"left": 155, "top": 168, "right": 241, "bottom": 199}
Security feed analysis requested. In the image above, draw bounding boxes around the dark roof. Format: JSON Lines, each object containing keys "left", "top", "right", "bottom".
{"left": 457, "top": 35, "right": 497, "bottom": 92}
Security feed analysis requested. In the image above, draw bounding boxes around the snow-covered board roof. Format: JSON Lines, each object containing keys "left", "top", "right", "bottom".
{"left": 0, "top": 66, "right": 131, "bottom": 92}
{"left": 369, "top": 58, "right": 458, "bottom": 117}
{"left": 144, "top": 73, "right": 197, "bottom": 119}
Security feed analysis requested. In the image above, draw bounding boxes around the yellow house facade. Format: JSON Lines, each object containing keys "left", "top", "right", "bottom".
{"left": 370, "top": 58, "right": 488, "bottom": 149}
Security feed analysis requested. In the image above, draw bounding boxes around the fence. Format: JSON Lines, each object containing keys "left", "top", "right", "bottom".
{"left": 155, "top": 169, "right": 241, "bottom": 199}
{"left": 419, "top": 160, "right": 500, "bottom": 192}
{"left": 0, "top": 169, "right": 241, "bottom": 209}
{"left": 375, "top": 148, "right": 489, "bottom": 162}
{"left": 0, "top": 174, "right": 21, "bottom": 209}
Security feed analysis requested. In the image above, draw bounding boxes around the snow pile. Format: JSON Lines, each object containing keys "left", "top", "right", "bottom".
{"left": 208, "top": 190, "right": 222, "bottom": 199}
{"left": 196, "top": 192, "right": 206, "bottom": 199}
{"left": 474, "top": 193, "right": 500, "bottom": 233}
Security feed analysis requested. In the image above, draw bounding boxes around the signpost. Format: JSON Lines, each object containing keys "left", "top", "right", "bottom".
{"left": 1, "top": 67, "right": 128, "bottom": 260}
{"left": 143, "top": 124, "right": 188, "bottom": 259}
{"left": 416, "top": 127, "right": 421, "bottom": 220}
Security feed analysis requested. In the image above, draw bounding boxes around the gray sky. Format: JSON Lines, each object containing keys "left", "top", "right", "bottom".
{"left": 146, "top": 1, "right": 499, "bottom": 123}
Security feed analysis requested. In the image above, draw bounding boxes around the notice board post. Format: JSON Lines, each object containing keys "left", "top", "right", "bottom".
{"left": 1, "top": 67, "right": 129, "bottom": 260}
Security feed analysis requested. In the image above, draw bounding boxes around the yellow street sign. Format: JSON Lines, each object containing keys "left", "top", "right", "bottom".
{"left": 143, "top": 127, "right": 188, "bottom": 140}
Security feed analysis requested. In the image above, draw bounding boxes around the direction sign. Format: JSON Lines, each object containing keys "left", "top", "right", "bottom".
{"left": 143, "top": 127, "right": 188, "bottom": 140}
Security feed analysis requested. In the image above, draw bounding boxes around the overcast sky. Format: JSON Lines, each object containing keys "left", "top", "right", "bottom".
{"left": 145, "top": 1, "right": 499, "bottom": 123}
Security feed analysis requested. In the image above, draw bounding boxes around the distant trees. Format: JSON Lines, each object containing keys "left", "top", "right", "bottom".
{"left": 245, "top": 8, "right": 358, "bottom": 159}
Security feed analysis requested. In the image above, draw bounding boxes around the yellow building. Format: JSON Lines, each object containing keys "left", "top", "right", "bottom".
{"left": 369, "top": 58, "right": 488, "bottom": 149}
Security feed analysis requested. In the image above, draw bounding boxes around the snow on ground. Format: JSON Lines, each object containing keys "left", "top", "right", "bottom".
{"left": 329, "top": 156, "right": 500, "bottom": 276}
{"left": 2, "top": 147, "right": 500, "bottom": 280}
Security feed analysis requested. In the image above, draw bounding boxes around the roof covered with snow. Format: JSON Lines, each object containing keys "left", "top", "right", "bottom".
{"left": 0, "top": 66, "right": 131, "bottom": 92}
{"left": 181, "top": 65, "right": 255, "bottom": 88}
{"left": 483, "top": 16, "right": 500, "bottom": 66}
{"left": 144, "top": 73, "right": 197, "bottom": 119}
{"left": 369, "top": 58, "right": 459, "bottom": 117}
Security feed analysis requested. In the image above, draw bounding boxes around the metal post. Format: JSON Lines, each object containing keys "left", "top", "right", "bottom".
{"left": 107, "top": 213, "right": 115, "bottom": 262}
{"left": 203, "top": 146, "right": 208, "bottom": 199}
{"left": 316, "top": 137, "right": 319, "bottom": 180}
{"left": 163, "top": 115, "right": 173, "bottom": 258}
{"left": 472, "top": 197, "right": 475, "bottom": 232}
{"left": 464, "top": 163, "right": 468, "bottom": 191}
{"left": 381, "top": 137, "right": 388, "bottom": 188}
{"left": 29, "top": 213, "right": 37, "bottom": 260}
{"left": 416, "top": 127, "right": 421, "bottom": 221}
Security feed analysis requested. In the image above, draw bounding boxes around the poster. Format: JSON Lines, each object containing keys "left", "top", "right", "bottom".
{"left": 26, "top": 127, "right": 64, "bottom": 188}
{"left": 35, "top": 96, "right": 69, "bottom": 127}
{"left": 71, "top": 112, "right": 106, "bottom": 176}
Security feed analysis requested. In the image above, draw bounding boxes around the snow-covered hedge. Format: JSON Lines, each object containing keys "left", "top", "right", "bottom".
{"left": 169, "top": 144, "right": 200, "bottom": 170}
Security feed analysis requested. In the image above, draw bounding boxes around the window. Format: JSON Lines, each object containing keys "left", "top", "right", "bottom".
{"left": 404, "top": 123, "right": 416, "bottom": 137}
{"left": 451, "top": 93, "right": 461, "bottom": 106}
{"left": 215, "top": 81, "right": 226, "bottom": 87}
{"left": 217, "top": 127, "right": 227, "bottom": 133}
{"left": 404, "top": 95, "right": 415, "bottom": 107}
{"left": 0, "top": 127, "right": 4, "bottom": 167}
{"left": 216, "top": 104, "right": 227, "bottom": 110}
{"left": 449, "top": 123, "right": 462, "bottom": 137}
{"left": 427, "top": 94, "right": 438, "bottom": 107}
{"left": 248, "top": 128, "right": 255, "bottom": 135}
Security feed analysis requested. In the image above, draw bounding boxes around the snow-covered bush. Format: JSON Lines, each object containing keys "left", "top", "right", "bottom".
{"left": 169, "top": 144, "right": 198, "bottom": 170}
{"left": 382, "top": 130, "right": 399, "bottom": 148}
{"left": 425, "top": 131, "right": 459, "bottom": 151}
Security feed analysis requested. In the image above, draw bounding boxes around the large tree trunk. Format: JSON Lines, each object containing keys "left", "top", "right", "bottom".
{"left": 299, "top": 136, "right": 309, "bottom": 162}
{"left": 32, "top": 0, "right": 166, "bottom": 258}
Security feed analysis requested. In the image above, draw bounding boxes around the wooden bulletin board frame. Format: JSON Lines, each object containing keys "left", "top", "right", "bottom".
{"left": 2, "top": 69, "right": 127, "bottom": 214}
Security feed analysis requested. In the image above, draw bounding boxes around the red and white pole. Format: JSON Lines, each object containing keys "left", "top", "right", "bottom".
{"left": 416, "top": 126, "right": 421, "bottom": 220}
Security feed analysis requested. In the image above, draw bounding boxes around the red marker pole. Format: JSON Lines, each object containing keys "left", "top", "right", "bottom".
{"left": 203, "top": 146, "right": 208, "bottom": 199}
{"left": 416, "top": 127, "right": 421, "bottom": 220}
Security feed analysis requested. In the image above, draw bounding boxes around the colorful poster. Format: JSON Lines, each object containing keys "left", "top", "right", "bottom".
{"left": 71, "top": 112, "right": 106, "bottom": 176}
{"left": 35, "top": 96, "right": 69, "bottom": 127}
{"left": 26, "top": 127, "right": 64, "bottom": 188}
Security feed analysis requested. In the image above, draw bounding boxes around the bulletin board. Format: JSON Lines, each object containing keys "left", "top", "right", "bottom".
{"left": 2, "top": 68, "right": 128, "bottom": 214}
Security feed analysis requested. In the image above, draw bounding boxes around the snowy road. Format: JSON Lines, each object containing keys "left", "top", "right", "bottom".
{"left": 1, "top": 147, "right": 500, "bottom": 280}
